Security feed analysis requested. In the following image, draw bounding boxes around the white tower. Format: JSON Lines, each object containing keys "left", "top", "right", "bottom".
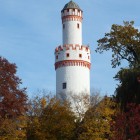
{"left": 55, "top": 1, "right": 91, "bottom": 102}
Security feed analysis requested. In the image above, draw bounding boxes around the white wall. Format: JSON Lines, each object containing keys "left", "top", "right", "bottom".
{"left": 56, "top": 66, "right": 90, "bottom": 96}
{"left": 63, "top": 21, "right": 82, "bottom": 45}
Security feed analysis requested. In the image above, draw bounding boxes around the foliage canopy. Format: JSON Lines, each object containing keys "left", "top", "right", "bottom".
{"left": 96, "top": 21, "right": 140, "bottom": 68}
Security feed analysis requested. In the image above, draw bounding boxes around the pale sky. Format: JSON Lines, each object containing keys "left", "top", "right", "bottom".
{"left": 0, "top": 0, "right": 140, "bottom": 97}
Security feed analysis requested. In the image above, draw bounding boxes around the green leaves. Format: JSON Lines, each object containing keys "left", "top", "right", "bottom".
{"left": 115, "top": 68, "right": 140, "bottom": 109}
{"left": 96, "top": 22, "right": 140, "bottom": 139}
{"left": 96, "top": 21, "right": 140, "bottom": 68}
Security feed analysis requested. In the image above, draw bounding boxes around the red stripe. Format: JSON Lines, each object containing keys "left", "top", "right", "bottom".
{"left": 55, "top": 60, "right": 91, "bottom": 70}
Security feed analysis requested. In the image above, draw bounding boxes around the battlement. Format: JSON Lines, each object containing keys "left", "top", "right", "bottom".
{"left": 55, "top": 44, "right": 90, "bottom": 53}
{"left": 61, "top": 9, "right": 83, "bottom": 23}
{"left": 55, "top": 44, "right": 91, "bottom": 64}
{"left": 61, "top": 9, "right": 83, "bottom": 19}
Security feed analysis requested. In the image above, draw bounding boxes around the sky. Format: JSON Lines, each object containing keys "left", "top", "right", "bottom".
{"left": 0, "top": 0, "right": 140, "bottom": 97}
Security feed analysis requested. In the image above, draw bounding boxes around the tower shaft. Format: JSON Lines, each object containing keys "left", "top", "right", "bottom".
{"left": 62, "top": 8, "right": 82, "bottom": 45}
{"left": 55, "top": 1, "right": 91, "bottom": 102}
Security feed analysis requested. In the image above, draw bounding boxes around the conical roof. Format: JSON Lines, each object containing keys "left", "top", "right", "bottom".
{"left": 62, "top": 0, "right": 81, "bottom": 11}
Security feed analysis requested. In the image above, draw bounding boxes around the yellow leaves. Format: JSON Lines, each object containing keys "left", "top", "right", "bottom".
{"left": 78, "top": 97, "right": 117, "bottom": 140}
{"left": 0, "top": 95, "right": 120, "bottom": 140}
{"left": 41, "top": 99, "right": 76, "bottom": 139}
{"left": 0, "top": 115, "right": 27, "bottom": 140}
{"left": 41, "top": 97, "right": 47, "bottom": 109}
{"left": 26, "top": 95, "right": 76, "bottom": 140}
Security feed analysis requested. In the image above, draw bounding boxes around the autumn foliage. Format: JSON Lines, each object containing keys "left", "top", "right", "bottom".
{"left": 26, "top": 96, "right": 76, "bottom": 140}
{"left": 96, "top": 21, "right": 140, "bottom": 139}
{"left": 0, "top": 57, "right": 28, "bottom": 139}
{"left": 112, "top": 104, "right": 140, "bottom": 140}
{"left": 76, "top": 96, "right": 117, "bottom": 140}
{"left": 0, "top": 57, "right": 27, "bottom": 119}
{"left": 0, "top": 21, "right": 140, "bottom": 139}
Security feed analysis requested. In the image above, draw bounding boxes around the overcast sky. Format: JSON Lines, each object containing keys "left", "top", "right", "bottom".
{"left": 0, "top": 0, "right": 140, "bottom": 97}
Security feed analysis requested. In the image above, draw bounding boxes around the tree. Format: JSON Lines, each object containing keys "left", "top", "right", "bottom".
{"left": 26, "top": 95, "right": 76, "bottom": 140}
{"left": 0, "top": 57, "right": 28, "bottom": 139}
{"left": 96, "top": 21, "right": 140, "bottom": 68}
{"left": 115, "top": 68, "right": 140, "bottom": 109}
{"left": 112, "top": 103, "right": 140, "bottom": 140}
{"left": 66, "top": 92, "right": 90, "bottom": 120}
{"left": 0, "top": 115, "right": 27, "bottom": 140}
{"left": 26, "top": 96, "right": 45, "bottom": 140}
{"left": 96, "top": 21, "right": 140, "bottom": 139}
{"left": 0, "top": 57, "right": 27, "bottom": 118}
{"left": 96, "top": 21, "right": 140, "bottom": 107}
{"left": 77, "top": 96, "right": 117, "bottom": 140}
{"left": 41, "top": 98, "right": 76, "bottom": 140}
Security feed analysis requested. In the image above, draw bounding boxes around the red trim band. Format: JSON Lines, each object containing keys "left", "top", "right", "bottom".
{"left": 55, "top": 60, "right": 91, "bottom": 70}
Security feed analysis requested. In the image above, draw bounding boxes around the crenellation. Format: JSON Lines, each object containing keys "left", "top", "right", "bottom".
{"left": 62, "top": 9, "right": 82, "bottom": 17}
{"left": 61, "top": 8, "right": 83, "bottom": 24}
{"left": 55, "top": 44, "right": 90, "bottom": 53}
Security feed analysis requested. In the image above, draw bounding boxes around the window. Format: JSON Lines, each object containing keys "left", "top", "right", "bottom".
{"left": 66, "top": 53, "right": 69, "bottom": 57}
{"left": 79, "top": 54, "right": 82, "bottom": 58}
{"left": 67, "top": 9, "right": 69, "bottom": 12}
{"left": 63, "top": 24, "right": 65, "bottom": 29}
{"left": 73, "top": 9, "right": 75, "bottom": 12}
{"left": 77, "top": 23, "right": 79, "bottom": 29}
{"left": 56, "top": 55, "right": 58, "bottom": 59}
{"left": 63, "top": 83, "right": 67, "bottom": 89}
{"left": 88, "top": 56, "right": 90, "bottom": 59}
